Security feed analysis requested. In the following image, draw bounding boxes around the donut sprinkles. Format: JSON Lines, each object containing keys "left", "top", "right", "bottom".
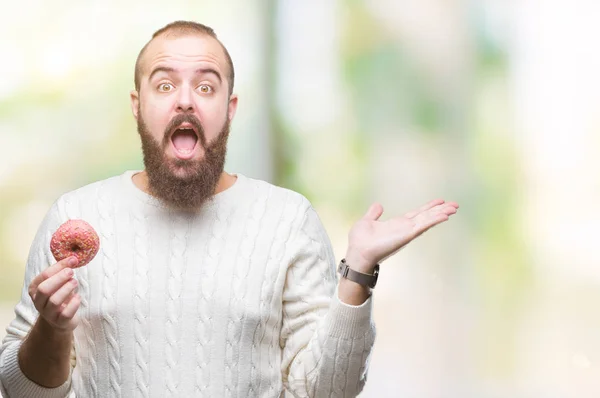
{"left": 50, "top": 219, "right": 100, "bottom": 268}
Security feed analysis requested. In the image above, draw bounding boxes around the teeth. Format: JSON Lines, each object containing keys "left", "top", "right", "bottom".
{"left": 177, "top": 148, "right": 193, "bottom": 154}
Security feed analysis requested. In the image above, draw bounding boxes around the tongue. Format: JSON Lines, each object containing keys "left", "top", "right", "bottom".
{"left": 172, "top": 131, "right": 197, "bottom": 151}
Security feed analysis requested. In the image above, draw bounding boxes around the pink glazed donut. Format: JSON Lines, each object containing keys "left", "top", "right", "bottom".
{"left": 50, "top": 220, "right": 100, "bottom": 268}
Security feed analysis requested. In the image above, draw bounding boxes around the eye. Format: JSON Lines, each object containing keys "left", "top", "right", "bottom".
{"left": 158, "top": 83, "right": 174, "bottom": 92}
{"left": 198, "top": 84, "right": 212, "bottom": 94}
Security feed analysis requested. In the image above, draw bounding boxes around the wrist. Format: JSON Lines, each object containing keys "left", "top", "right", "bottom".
{"left": 344, "top": 249, "right": 377, "bottom": 273}
{"left": 36, "top": 316, "right": 73, "bottom": 338}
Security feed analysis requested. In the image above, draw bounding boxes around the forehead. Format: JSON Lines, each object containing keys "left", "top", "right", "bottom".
{"left": 140, "top": 34, "right": 228, "bottom": 76}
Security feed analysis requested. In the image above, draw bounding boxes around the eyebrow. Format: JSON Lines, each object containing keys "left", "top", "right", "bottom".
{"left": 148, "top": 66, "right": 222, "bottom": 84}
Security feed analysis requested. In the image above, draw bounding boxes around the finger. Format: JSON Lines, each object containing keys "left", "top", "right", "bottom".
{"left": 363, "top": 202, "right": 384, "bottom": 221}
{"left": 29, "top": 256, "right": 79, "bottom": 298}
{"left": 46, "top": 278, "right": 78, "bottom": 313}
{"left": 440, "top": 204, "right": 458, "bottom": 216}
{"left": 34, "top": 267, "right": 76, "bottom": 310}
{"left": 57, "top": 291, "right": 78, "bottom": 314}
{"left": 58, "top": 294, "right": 81, "bottom": 322}
{"left": 414, "top": 212, "right": 451, "bottom": 234}
{"left": 404, "top": 199, "right": 445, "bottom": 219}
{"left": 419, "top": 202, "right": 458, "bottom": 220}
{"left": 446, "top": 201, "right": 459, "bottom": 209}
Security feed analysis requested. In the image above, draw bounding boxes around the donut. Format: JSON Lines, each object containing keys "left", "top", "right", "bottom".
{"left": 50, "top": 219, "right": 100, "bottom": 268}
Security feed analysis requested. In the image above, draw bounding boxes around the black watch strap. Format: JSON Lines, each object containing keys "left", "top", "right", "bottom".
{"left": 337, "top": 259, "right": 380, "bottom": 288}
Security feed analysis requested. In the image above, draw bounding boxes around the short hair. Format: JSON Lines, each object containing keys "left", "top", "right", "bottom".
{"left": 134, "top": 21, "right": 235, "bottom": 95}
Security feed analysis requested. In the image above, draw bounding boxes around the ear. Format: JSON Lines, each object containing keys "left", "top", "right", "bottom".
{"left": 130, "top": 90, "right": 140, "bottom": 120}
{"left": 227, "top": 94, "right": 238, "bottom": 122}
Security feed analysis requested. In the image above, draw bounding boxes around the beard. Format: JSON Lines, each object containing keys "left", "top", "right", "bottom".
{"left": 136, "top": 110, "right": 230, "bottom": 212}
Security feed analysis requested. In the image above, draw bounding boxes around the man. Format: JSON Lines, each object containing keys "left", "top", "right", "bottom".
{"left": 0, "top": 21, "right": 458, "bottom": 397}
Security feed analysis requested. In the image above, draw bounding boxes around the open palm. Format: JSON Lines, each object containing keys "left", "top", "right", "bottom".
{"left": 346, "top": 199, "right": 459, "bottom": 271}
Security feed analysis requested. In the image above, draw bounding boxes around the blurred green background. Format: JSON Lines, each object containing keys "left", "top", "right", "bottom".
{"left": 1, "top": 0, "right": 600, "bottom": 396}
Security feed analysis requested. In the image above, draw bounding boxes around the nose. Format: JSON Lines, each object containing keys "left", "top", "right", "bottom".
{"left": 175, "top": 85, "right": 195, "bottom": 113}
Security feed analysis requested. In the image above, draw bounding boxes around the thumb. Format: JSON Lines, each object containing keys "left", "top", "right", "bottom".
{"left": 363, "top": 202, "right": 384, "bottom": 221}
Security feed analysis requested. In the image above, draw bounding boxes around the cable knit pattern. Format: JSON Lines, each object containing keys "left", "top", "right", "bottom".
{"left": 223, "top": 198, "right": 246, "bottom": 398}
{"left": 131, "top": 208, "right": 150, "bottom": 398}
{"left": 165, "top": 214, "right": 189, "bottom": 396}
{"left": 194, "top": 207, "right": 220, "bottom": 396}
{"left": 250, "top": 190, "right": 302, "bottom": 397}
{"left": 0, "top": 170, "right": 376, "bottom": 398}
{"left": 225, "top": 183, "right": 268, "bottom": 397}
{"left": 97, "top": 180, "right": 122, "bottom": 397}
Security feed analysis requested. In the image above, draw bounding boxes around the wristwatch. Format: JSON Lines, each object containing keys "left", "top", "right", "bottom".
{"left": 337, "top": 259, "right": 380, "bottom": 288}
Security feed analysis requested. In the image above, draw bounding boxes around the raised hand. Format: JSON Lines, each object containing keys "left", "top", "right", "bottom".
{"left": 344, "top": 199, "right": 459, "bottom": 273}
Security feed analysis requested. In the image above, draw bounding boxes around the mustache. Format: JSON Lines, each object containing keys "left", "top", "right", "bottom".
{"left": 162, "top": 114, "right": 206, "bottom": 147}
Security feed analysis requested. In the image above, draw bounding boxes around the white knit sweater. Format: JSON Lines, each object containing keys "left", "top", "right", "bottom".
{"left": 0, "top": 171, "right": 376, "bottom": 398}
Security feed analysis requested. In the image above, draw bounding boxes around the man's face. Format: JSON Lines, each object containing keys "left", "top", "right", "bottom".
{"left": 130, "top": 34, "right": 238, "bottom": 209}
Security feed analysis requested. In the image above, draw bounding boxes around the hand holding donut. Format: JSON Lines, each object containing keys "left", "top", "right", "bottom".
{"left": 27, "top": 219, "right": 100, "bottom": 332}
{"left": 28, "top": 257, "right": 82, "bottom": 332}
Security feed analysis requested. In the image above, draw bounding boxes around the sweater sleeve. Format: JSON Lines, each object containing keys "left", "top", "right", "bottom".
{"left": 280, "top": 205, "right": 376, "bottom": 398}
{"left": 0, "top": 200, "right": 74, "bottom": 398}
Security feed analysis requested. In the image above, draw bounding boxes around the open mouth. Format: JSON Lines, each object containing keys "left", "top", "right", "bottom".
{"left": 170, "top": 123, "right": 199, "bottom": 159}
